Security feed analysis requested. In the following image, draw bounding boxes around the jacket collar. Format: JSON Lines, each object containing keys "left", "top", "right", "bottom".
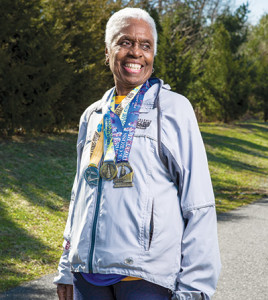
{"left": 96, "top": 78, "right": 170, "bottom": 113}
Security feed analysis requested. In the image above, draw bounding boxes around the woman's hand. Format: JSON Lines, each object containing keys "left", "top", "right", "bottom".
{"left": 57, "top": 284, "right": 73, "bottom": 300}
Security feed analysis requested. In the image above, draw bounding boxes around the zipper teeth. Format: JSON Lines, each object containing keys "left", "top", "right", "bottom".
{"left": 89, "top": 177, "right": 102, "bottom": 273}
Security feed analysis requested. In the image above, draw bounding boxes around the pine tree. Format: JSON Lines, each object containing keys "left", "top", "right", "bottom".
{"left": 154, "top": 4, "right": 194, "bottom": 95}
{"left": 245, "top": 14, "right": 268, "bottom": 121}
{"left": 0, "top": 0, "right": 72, "bottom": 134}
{"left": 191, "top": 4, "right": 251, "bottom": 122}
{"left": 42, "top": 0, "right": 122, "bottom": 124}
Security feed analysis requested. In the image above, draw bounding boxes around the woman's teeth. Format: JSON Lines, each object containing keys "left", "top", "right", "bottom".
{"left": 125, "top": 63, "right": 141, "bottom": 70}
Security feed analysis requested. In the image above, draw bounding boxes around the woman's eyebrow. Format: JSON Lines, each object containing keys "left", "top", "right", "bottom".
{"left": 141, "top": 39, "right": 153, "bottom": 44}
{"left": 118, "top": 35, "right": 152, "bottom": 44}
{"left": 118, "top": 35, "right": 133, "bottom": 41}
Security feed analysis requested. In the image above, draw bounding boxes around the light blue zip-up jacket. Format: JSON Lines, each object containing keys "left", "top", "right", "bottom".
{"left": 54, "top": 80, "right": 221, "bottom": 299}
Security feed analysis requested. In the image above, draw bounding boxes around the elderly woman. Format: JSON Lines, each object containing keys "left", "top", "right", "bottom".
{"left": 54, "top": 7, "right": 221, "bottom": 300}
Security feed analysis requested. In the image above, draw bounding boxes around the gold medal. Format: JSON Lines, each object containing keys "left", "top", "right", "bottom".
{"left": 113, "top": 162, "right": 134, "bottom": 188}
{"left": 99, "top": 161, "right": 118, "bottom": 180}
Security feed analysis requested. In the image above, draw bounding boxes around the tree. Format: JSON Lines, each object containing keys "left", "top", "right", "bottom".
{"left": 189, "top": 4, "right": 251, "bottom": 122}
{"left": 154, "top": 16, "right": 193, "bottom": 95}
{"left": 0, "top": 0, "right": 73, "bottom": 134}
{"left": 244, "top": 14, "right": 268, "bottom": 121}
{"left": 153, "top": 0, "right": 228, "bottom": 113}
{"left": 42, "top": 0, "right": 123, "bottom": 123}
{"left": 0, "top": 0, "right": 262, "bottom": 133}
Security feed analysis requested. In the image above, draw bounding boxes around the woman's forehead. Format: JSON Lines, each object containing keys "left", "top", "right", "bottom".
{"left": 112, "top": 19, "right": 154, "bottom": 43}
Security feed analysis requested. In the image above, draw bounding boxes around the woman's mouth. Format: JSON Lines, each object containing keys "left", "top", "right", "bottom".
{"left": 123, "top": 63, "right": 143, "bottom": 73}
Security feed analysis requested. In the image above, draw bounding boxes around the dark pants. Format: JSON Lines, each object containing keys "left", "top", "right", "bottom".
{"left": 73, "top": 273, "right": 172, "bottom": 300}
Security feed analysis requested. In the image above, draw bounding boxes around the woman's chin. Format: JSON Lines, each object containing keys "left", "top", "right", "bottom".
{"left": 115, "top": 70, "right": 151, "bottom": 94}
{"left": 122, "top": 72, "right": 150, "bottom": 85}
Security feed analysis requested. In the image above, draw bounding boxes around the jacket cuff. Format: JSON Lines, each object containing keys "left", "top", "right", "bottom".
{"left": 53, "top": 248, "right": 73, "bottom": 285}
{"left": 171, "top": 291, "right": 204, "bottom": 300}
{"left": 53, "top": 272, "right": 73, "bottom": 285}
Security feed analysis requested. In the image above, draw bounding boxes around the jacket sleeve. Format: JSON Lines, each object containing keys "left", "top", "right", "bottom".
{"left": 161, "top": 93, "right": 221, "bottom": 299}
{"left": 53, "top": 110, "right": 89, "bottom": 285}
{"left": 172, "top": 206, "right": 221, "bottom": 300}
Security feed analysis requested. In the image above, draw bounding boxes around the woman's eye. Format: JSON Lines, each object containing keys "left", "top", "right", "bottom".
{"left": 141, "top": 43, "right": 151, "bottom": 50}
{"left": 121, "top": 40, "right": 131, "bottom": 46}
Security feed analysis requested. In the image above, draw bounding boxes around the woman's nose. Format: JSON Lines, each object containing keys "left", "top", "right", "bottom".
{"left": 129, "top": 43, "right": 142, "bottom": 57}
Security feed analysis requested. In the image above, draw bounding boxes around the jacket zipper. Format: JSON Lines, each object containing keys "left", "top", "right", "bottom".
{"left": 88, "top": 177, "right": 102, "bottom": 273}
{"left": 149, "top": 203, "right": 154, "bottom": 249}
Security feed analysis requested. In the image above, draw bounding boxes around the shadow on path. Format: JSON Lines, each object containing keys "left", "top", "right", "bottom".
{"left": 0, "top": 274, "right": 57, "bottom": 300}
{"left": 217, "top": 198, "right": 268, "bottom": 222}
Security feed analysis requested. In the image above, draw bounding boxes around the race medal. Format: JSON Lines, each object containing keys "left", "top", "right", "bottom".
{"left": 113, "top": 162, "right": 134, "bottom": 188}
{"left": 84, "top": 165, "right": 99, "bottom": 186}
{"left": 99, "top": 161, "right": 118, "bottom": 181}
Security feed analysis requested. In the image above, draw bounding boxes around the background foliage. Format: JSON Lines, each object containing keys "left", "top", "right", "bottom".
{"left": 0, "top": 0, "right": 267, "bottom": 135}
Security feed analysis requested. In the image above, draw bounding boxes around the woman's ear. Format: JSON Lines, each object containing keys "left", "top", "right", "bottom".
{"left": 105, "top": 48, "right": 109, "bottom": 65}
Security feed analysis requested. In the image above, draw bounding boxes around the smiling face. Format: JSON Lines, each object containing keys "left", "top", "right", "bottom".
{"left": 106, "top": 18, "right": 155, "bottom": 95}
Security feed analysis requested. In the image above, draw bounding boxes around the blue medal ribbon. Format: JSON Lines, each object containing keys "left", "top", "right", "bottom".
{"left": 110, "top": 81, "right": 150, "bottom": 163}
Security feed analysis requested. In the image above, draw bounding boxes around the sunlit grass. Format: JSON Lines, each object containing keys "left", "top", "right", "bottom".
{"left": 0, "top": 133, "right": 76, "bottom": 292}
{"left": 200, "top": 122, "right": 268, "bottom": 213}
{"left": 0, "top": 122, "right": 267, "bottom": 291}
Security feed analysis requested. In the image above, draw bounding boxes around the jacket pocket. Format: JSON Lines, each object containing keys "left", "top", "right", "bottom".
{"left": 143, "top": 198, "right": 154, "bottom": 251}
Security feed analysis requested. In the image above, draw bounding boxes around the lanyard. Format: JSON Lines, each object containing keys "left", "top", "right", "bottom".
{"left": 83, "top": 90, "right": 114, "bottom": 185}
{"left": 85, "top": 81, "right": 150, "bottom": 186}
{"left": 111, "top": 81, "right": 149, "bottom": 162}
{"left": 103, "top": 84, "right": 142, "bottom": 164}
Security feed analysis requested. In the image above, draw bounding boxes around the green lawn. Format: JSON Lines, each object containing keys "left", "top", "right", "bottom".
{"left": 200, "top": 122, "right": 267, "bottom": 212}
{"left": 0, "top": 132, "right": 77, "bottom": 292}
{"left": 0, "top": 122, "right": 267, "bottom": 292}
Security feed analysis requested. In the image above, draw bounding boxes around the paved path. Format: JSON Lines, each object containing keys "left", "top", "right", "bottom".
{"left": 0, "top": 273, "right": 58, "bottom": 300}
{"left": 1, "top": 198, "right": 267, "bottom": 300}
{"left": 213, "top": 198, "right": 268, "bottom": 300}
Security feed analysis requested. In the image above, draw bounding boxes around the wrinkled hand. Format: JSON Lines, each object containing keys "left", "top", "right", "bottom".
{"left": 57, "top": 284, "right": 73, "bottom": 300}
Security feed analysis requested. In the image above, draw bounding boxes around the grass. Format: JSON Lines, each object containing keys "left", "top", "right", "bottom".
{"left": 0, "top": 122, "right": 267, "bottom": 292}
{"left": 200, "top": 122, "right": 268, "bottom": 213}
{"left": 0, "top": 132, "right": 77, "bottom": 292}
